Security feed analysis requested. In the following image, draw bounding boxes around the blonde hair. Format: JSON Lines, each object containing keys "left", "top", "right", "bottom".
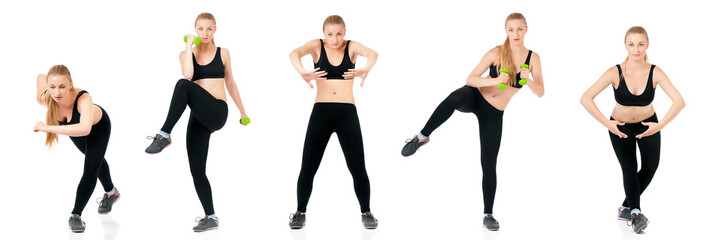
{"left": 497, "top": 13, "right": 527, "bottom": 87}
{"left": 621, "top": 26, "right": 649, "bottom": 70}
{"left": 44, "top": 65, "right": 76, "bottom": 148}
{"left": 323, "top": 15, "right": 345, "bottom": 31}
{"left": 195, "top": 12, "right": 217, "bottom": 45}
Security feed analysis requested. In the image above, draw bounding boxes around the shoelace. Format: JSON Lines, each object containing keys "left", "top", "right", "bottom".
{"left": 195, "top": 217, "right": 207, "bottom": 225}
{"left": 147, "top": 135, "right": 160, "bottom": 141}
{"left": 363, "top": 213, "right": 377, "bottom": 222}
{"left": 404, "top": 138, "right": 413, "bottom": 143}
{"left": 70, "top": 216, "right": 85, "bottom": 225}
{"left": 484, "top": 215, "right": 498, "bottom": 225}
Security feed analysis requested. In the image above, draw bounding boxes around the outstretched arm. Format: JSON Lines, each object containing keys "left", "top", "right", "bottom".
{"left": 343, "top": 41, "right": 378, "bottom": 87}
{"left": 221, "top": 48, "right": 248, "bottom": 125}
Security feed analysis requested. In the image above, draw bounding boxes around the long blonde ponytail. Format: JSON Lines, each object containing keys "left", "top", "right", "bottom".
{"left": 44, "top": 65, "right": 74, "bottom": 148}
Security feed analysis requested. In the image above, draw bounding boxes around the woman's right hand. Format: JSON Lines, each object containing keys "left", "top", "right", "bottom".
{"left": 185, "top": 34, "right": 196, "bottom": 48}
{"left": 496, "top": 71, "right": 510, "bottom": 85}
{"left": 606, "top": 120, "right": 628, "bottom": 138}
{"left": 299, "top": 67, "right": 327, "bottom": 89}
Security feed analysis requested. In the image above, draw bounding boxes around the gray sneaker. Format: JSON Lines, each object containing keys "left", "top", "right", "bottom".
{"left": 97, "top": 190, "right": 121, "bottom": 214}
{"left": 193, "top": 215, "right": 219, "bottom": 232}
{"left": 630, "top": 212, "right": 649, "bottom": 233}
{"left": 145, "top": 134, "right": 171, "bottom": 154}
{"left": 401, "top": 135, "right": 429, "bottom": 157}
{"left": 68, "top": 214, "right": 86, "bottom": 233}
{"left": 617, "top": 207, "right": 631, "bottom": 221}
{"left": 289, "top": 211, "right": 306, "bottom": 229}
{"left": 362, "top": 212, "right": 378, "bottom": 229}
{"left": 483, "top": 214, "right": 500, "bottom": 231}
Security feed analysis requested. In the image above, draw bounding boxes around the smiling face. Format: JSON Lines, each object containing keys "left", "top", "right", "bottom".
{"left": 46, "top": 74, "right": 73, "bottom": 104}
{"left": 323, "top": 23, "right": 346, "bottom": 49}
{"left": 195, "top": 18, "right": 216, "bottom": 44}
{"left": 505, "top": 19, "right": 527, "bottom": 46}
{"left": 625, "top": 33, "right": 649, "bottom": 61}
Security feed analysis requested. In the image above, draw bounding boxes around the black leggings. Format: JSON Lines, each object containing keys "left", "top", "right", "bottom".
{"left": 160, "top": 79, "right": 228, "bottom": 215}
{"left": 69, "top": 107, "right": 114, "bottom": 215}
{"left": 420, "top": 86, "right": 504, "bottom": 214}
{"left": 296, "top": 103, "right": 371, "bottom": 213}
{"left": 609, "top": 114, "right": 660, "bottom": 211}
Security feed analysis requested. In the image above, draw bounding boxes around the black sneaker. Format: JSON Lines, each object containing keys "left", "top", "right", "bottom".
{"left": 617, "top": 207, "right": 631, "bottom": 221}
{"left": 145, "top": 134, "right": 171, "bottom": 154}
{"left": 289, "top": 211, "right": 306, "bottom": 229}
{"left": 68, "top": 214, "right": 86, "bottom": 233}
{"left": 97, "top": 189, "right": 121, "bottom": 214}
{"left": 193, "top": 215, "right": 219, "bottom": 232}
{"left": 362, "top": 212, "right": 378, "bottom": 229}
{"left": 630, "top": 212, "right": 649, "bottom": 233}
{"left": 483, "top": 214, "right": 500, "bottom": 231}
{"left": 401, "top": 135, "right": 429, "bottom": 157}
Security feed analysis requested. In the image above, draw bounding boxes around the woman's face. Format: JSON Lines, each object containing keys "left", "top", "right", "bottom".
{"left": 505, "top": 19, "right": 527, "bottom": 46}
{"left": 195, "top": 19, "right": 216, "bottom": 44}
{"left": 323, "top": 24, "right": 346, "bottom": 49}
{"left": 625, "top": 33, "right": 649, "bottom": 61}
{"left": 47, "top": 75, "right": 73, "bottom": 104}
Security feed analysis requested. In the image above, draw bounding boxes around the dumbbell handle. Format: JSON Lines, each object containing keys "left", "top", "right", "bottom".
{"left": 519, "top": 64, "right": 529, "bottom": 85}
{"left": 183, "top": 35, "right": 201, "bottom": 45}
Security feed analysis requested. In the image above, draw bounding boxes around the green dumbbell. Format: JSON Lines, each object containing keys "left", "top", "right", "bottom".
{"left": 498, "top": 68, "right": 510, "bottom": 89}
{"left": 184, "top": 35, "right": 201, "bottom": 45}
{"left": 240, "top": 117, "right": 251, "bottom": 125}
{"left": 518, "top": 64, "right": 529, "bottom": 85}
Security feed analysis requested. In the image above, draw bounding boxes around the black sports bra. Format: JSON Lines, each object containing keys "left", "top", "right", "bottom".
{"left": 488, "top": 50, "right": 533, "bottom": 89}
{"left": 613, "top": 64, "right": 656, "bottom": 107}
{"left": 314, "top": 39, "right": 355, "bottom": 80}
{"left": 191, "top": 47, "right": 225, "bottom": 81}
{"left": 58, "top": 90, "right": 88, "bottom": 125}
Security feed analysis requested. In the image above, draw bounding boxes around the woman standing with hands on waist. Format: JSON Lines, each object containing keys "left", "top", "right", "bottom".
{"left": 580, "top": 26, "right": 684, "bottom": 234}
{"left": 287, "top": 15, "right": 379, "bottom": 229}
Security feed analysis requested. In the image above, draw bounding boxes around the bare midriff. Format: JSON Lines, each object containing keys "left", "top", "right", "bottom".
{"left": 315, "top": 79, "right": 354, "bottom": 104}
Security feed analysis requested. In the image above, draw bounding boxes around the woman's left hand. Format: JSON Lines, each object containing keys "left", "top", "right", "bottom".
{"left": 519, "top": 68, "right": 531, "bottom": 81}
{"left": 636, "top": 122, "right": 661, "bottom": 139}
{"left": 33, "top": 121, "right": 47, "bottom": 133}
{"left": 344, "top": 68, "right": 369, "bottom": 87}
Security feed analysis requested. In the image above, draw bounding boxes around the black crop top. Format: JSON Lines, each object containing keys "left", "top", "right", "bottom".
{"left": 314, "top": 39, "right": 355, "bottom": 80}
{"left": 58, "top": 90, "right": 89, "bottom": 125}
{"left": 613, "top": 64, "right": 656, "bottom": 107}
{"left": 488, "top": 50, "right": 533, "bottom": 89}
{"left": 191, "top": 47, "right": 225, "bottom": 81}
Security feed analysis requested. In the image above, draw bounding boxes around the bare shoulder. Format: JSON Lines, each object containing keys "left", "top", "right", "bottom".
{"left": 348, "top": 40, "right": 365, "bottom": 49}
{"left": 530, "top": 51, "right": 541, "bottom": 63}
{"left": 651, "top": 65, "right": 669, "bottom": 83}
{"left": 221, "top": 47, "right": 231, "bottom": 58}
{"left": 482, "top": 47, "right": 500, "bottom": 65}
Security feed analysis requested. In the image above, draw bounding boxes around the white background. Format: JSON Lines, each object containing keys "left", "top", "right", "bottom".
{"left": 1, "top": 0, "right": 716, "bottom": 239}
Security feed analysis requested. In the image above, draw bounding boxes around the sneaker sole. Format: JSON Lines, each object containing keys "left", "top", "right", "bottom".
{"left": 483, "top": 225, "right": 499, "bottom": 231}
{"left": 193, "top": 226, "right": 218, "bottom": 232}
{"left": 289, "top": 224, "right": 305, "bottom": 229}
{"left": 146, "top": 142, "right": 171, "bottom": 154}
{"left": 618, "top": 217, "right": 630, "bottom": 221}
{"left": 634, "top": 220, "right": 649, "bottom": 233}
{"left": 99, "top": 194, "right": 121, "bottom": 214}
{"left": 69, "top": 227, "right": 85, "bottom": 233}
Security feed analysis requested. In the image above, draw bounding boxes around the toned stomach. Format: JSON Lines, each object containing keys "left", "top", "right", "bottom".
{"left": 315, "top": 79, "right": 355, "bottom": 104}
{"left": 194, "top": 78, "right": 227, "bottom": 102}
{"left": 611, "top": 104, "right": 655, "bottom": 123}
{"left": 478, "top": 86, "right": 520, "bottom": 111}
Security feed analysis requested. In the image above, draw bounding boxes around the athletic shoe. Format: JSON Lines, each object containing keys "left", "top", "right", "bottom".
{"left": 630, "top": 212, "right": 649, "bottom": 233}
{"left": 401, "top": 135, "right": 429, "bottom": 157}
{"left": 617, "top": 207, "right": 631, "bottom": 221}
{"left": 289, "top": 211, "right": 306, "bottom": 229}
{"left": 362, "top": 212, "right": 378, "bottom": 229}
{"left": 68, "top": 214, "right": 86, "bottom": 233}
{"left": 193, "top": 215, "right": 219, "bottom": 232}
{"left": 145, "top": 134, "right": 171, "bottom": 154}
{"left": 483, "top": 214, "right": 500, "bottom": 231}
{"left": 97, "top": 189, "right": 121, "bottom": 214}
